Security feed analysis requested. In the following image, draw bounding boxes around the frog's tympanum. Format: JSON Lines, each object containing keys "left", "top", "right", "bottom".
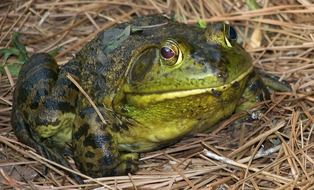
{"left": 11, "top": 15, "right": 283, "bottom": 178}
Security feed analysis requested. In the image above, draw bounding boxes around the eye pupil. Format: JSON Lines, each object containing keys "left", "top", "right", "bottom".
{"left": 160, "top": 47, "right": 175, "bottom": 59}
{"left": 228, "top": 26, "right": 237, "bottom": 41}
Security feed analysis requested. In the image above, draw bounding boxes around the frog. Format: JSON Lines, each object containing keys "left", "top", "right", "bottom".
{"left": 10, "top": 15, "right": 290, "bottom": 179}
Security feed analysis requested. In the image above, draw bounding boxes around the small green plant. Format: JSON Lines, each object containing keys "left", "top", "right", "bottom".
{"left": 197, "top": 19, "right": 207, "bottom": 29}
{"left": 0, "top": 32, "right": 29, "bottom": 76}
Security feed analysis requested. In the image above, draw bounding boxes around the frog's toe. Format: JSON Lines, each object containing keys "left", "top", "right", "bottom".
{"left": 114, "top": 153, "right": 139, "bottom": 175}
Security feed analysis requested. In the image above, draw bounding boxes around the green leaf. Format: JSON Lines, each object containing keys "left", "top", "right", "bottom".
{"left": 198, "top": 19, "right": 207, "bottom": 29}
{"left": 246, "top": 0, "right": 261, "bottom": 10}
{"left": 0, "top": 47, "right": 21, "bottom": 63}
{"left": 11, "top": 32, "right": 29, "bottom": 62}
{"left": 6, "top": 63, "right": 22, "bottom": 76}
{"left": 0, "top": 32, "right": 30, "bottom": 76}
{"left": 48, "top": 47, "right": 61, "bottom": 57}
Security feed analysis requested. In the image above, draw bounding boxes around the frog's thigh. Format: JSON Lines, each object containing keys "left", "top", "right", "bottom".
{"left": 236, "top": 72, "right": 270, "bottom": 112}
{"left": 33, "top": 60, "right": 80, "bottom": 142}
{"left": 73, "top": 107, "right": 138, "bottom": 177}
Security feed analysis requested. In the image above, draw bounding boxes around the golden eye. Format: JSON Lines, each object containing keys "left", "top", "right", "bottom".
{"left": 160, "top": 40, "right": 182, "bottom": 67}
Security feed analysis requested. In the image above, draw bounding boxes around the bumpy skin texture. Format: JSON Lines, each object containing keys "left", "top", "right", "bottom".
{"left": 11, "top": 15, "right": 270, "bottom": 177}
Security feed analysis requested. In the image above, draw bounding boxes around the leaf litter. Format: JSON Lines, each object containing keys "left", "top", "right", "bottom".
{"left": 0, "top": 0, "right": 313, "bottom": 189}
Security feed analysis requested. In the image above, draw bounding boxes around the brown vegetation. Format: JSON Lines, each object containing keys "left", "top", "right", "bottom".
{"left": 0, "top": 0, "right": 314, "bottom": 189}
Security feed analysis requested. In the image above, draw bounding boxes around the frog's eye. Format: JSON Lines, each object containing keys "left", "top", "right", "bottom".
{"left": 227, "top": 26, "right": 237, "bottom": 41}
{"left": 160, "top": 40, "right": 182, "bottom": 67}
{"left": 224, "top": 25, "right": 237, "bottom": 47}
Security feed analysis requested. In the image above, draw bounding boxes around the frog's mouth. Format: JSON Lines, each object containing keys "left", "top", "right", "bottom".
{"left": 125, "top": 66, "right": 253, "bottom": 106}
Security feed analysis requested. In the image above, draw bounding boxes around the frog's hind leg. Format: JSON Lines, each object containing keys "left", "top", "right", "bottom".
{"left": 12, "top": 53, "right": 59, "bottom": 153}
{"left": 11, "top": 53, "right": 82, "bottom": 182}
{"left": 73, "top": 107, "right": 138, "bottom": 177}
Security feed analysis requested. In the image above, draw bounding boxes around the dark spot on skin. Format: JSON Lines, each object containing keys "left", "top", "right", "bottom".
{"left": 85, "top": 162, "right": 95, "bottom": 170}
{"left": 217, "top": 72, "right": 228, "bottom": 82}
{"left": 247, "top": 77, "right": 270, "bottom": 101}
{"left": 15, "top": 68, "right": 58, "bottom": 105}
{"left": 162, "top": 73, "right": 169, "bottom": 78}
{"left": 83, "top": 134, "right": 113, "bottom": 149}
{"left": 35, "top": 113, "right": 61, "bottom": 126}
{"left": 60, "top": 60, "right": 80, "bottom": 77}
{"left": 211, "top": 89, "right": 222, "bottom": 97}
{"left": 120, "top": 107, "right": 128, "bottom": 113}
{"left": 56, "top": 77, "right": 78, "bottom": 90}
{"left": 79, "top": 107, "right": 95, "bottom": 119}
{"left": 125, "top": 159, "right": 135, "bottom": 173}
{"left": 248, "top": 78, "right": 262, "bottom": 92}
{"left": 85, "top": 151, "right": 95, "bottom": 158}
{"left": 148, "top": 76, "right": 154, "bottom": 81}
{"left": 30, "top": 89, "right": 49, "bottom": 109}
{"left": 43, "top": 98, "right": 75, "bottom": 113}
{"left": 185, "top": 66, "right": 191, "bottom": 70}
{"left": 26, "top": 68, "right": 59, "bottom": 86}
{"left": 73, "top": 123, "right": 89, "bottom": 139}
{"left": 112, "top": 122, "right": 129, "bottom": 132}
{"left": 231, "top": 81, "right": 240, "bottom": 88}
{"left": 97, "top": 152, "right": 116, "bottom": 166}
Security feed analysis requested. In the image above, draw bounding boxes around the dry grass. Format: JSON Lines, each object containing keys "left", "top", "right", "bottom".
{"left": 1, "top": 0, "right": 314, "bottom": 189}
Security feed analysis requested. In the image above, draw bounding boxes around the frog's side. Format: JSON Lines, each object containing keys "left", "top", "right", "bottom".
{"left": 11, "top": 15, "right": 271, "bottom": 177}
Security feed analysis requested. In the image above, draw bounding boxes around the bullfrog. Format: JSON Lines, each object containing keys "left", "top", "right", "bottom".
{"left": 10, "top": 15, "right": 288, "bottom": 178}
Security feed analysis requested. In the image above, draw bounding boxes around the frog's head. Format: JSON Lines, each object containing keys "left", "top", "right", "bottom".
{"left": 114, "top": 21, "right": 253, "bottom": 133}
{"left": 120, "top": 22, "right": 252, "bottom": 104}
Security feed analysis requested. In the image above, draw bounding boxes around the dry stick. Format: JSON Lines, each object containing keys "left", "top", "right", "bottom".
{"left": 31, "top": 152, "right": 114, "bottom": 189}
{"left": 277, "top": 132, "right": 311, "bottom": 180}
{"left": 57, "top": 9, "right": 137, "bottom": 58}
{"left": 186, "top": 5, "right": 314, "bottom": 23}
{"left": 3, "top": 10, "right": 31, "bottom": 87}
{"left": 0, "top": 168, "right": 19, "bottom": 188}
{"left": 0, "top": 4, "right": 11, "bottom": 35}
{"left": 0, "top": 96, "right": 12, "bottom": 106}
{"left": 234, "top": 143, "right": 314, "bottom": 188}
{"left": 0, "top": 161, "right": 37, "bottom": 167}
{"left": 34, "top": 1, "right": 157, "bottom": 10}
{"left": 170, "top": 165, "right": 196, "bottom": 190}
{"left": 238, "top": 145, "right": 282, "bottom": 164}
{"left": 240, "top": 136, "right": 267, "bottom": 190}
{"left": 0, "top": 135, "right": 113, "bottom": 189}
{"left": 140, "top": 144, "right": 201, "bottom": 161}
{"left": 228, "top": 121, "right": 286, "bottom": 157}
{"left": 0, "top": 0, "right": 34, "bottom": 45}
{"left": 84, "top": 167, "right": 226, "bottom": 189}
{"left": 66, "top": 73, "right": 107, "bottom": 125}
{"left": 41, "top": 16, "right": 77, "bottom": 53}
{"left": 207, "top": 176, "right": 234, "bottom": 189}
{"left": 202, "top": 149, "right": 291, "bottom": 184}
{"left": 128, "top": 173, "right": 138, "bottom": 190}
{"left": 264, "top": 95, "right": 287, "bottom": 115}
{"left": 28, "top": 17, "right": 88, "bottom": 45}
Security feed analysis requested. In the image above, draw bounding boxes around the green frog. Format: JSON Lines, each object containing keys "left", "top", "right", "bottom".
{"left": 10, "top": 15, "right": 289, "bottom": 178}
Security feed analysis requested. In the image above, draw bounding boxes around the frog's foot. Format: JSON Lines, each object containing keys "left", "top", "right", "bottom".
{"left": 113, "top": 153, "right": 139, "bottom": 176}
{"left": 76, "top": 150, "right": 139, "bottom": 177}
{"left": 73, "top": 107, "right": 140, "bottom": 177}
{"left": 12, "top": 110, "right": 83, "bottom": 183}
{"left": 236, "top": 71, "right": 270, "bottom": 113}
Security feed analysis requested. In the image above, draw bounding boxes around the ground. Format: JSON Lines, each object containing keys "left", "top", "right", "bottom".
{"left": 0, "top": 0, "right": 314, "bottom": 189}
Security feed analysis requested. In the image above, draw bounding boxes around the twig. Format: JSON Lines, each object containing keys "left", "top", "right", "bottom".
{"left": 202, "top": 148, "right": 292, "bottom": 184}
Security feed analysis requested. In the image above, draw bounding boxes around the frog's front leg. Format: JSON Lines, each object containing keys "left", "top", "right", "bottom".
{"left": 236, "top": 71, "right": 270, "bottom": 113}
{"left": 73, "top": 107, "right": 138, "bottom": 177}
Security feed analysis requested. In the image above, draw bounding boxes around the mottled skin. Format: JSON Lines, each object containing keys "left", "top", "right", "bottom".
{"left": 12, "top": 15, "right": 272, "bottom": 177}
